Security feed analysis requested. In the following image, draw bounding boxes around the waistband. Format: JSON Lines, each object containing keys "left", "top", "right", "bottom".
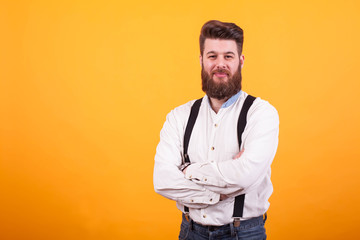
{"left": 182, "top": 213, "right": 266, "bottom": 232}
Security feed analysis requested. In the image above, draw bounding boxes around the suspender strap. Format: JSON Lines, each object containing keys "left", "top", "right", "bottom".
{"left": 182, "top": 95, "right": 256, "bottom": 219}
{"left": 183, "top": 98, "right": 203, "bottom": 163}
{"left": 183, "top": 98, "right": 203, "bottom": 214}
{"left": 233, "top": 95, "right": 256, "bottom": 218}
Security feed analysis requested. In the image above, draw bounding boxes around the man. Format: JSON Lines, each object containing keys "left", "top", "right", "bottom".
{"left": 153, "top": 20, "right": 279, "bottom": 240}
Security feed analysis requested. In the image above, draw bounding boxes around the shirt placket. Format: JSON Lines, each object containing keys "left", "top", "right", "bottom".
{"left": 200, "top": 108, "right": 223, "bottom": 224}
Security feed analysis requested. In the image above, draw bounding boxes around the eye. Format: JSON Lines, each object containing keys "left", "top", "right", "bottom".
{"left": 225, "top": 55, "right": 234, "bottom": 59}
{"left": 208, "top": 55, "right": 216, "bottom": 59}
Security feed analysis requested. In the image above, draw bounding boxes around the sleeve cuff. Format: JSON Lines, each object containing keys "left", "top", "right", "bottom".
{"left": 185, "top": 162, "right": 227, "bottom": 187}
{"left": 180, "top": 189, "right": 220, "bottom": 205}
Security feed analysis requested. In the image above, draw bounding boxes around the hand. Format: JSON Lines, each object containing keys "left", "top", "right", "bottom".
{"left": 220, "top": 194, "right": 228, "bottom": 201}
{"left": 233, "top": 149, "right": 244, "bottom": 159}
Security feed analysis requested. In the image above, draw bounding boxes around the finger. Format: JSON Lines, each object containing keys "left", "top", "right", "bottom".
{"left": 233, "top": 149, "right": 245, "bottom": 159}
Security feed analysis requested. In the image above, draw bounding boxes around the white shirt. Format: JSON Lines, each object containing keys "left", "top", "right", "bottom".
{"left": 153, "top": 91, "right": 279, "bottom": 226}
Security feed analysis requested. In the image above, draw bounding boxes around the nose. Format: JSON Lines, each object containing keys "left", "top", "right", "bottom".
{"left": 215, "top": 58, "right": 226, "bottom": 69}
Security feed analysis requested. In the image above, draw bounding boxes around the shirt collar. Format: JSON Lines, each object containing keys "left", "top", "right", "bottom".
{"left": 206, "top": 91, "right": 242, "bottom": 109}
{"left": 221, "top": 91, "right": 242, "bottom": 108}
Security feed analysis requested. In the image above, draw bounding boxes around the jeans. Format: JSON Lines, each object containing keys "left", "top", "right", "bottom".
{"left": 178, "top": 214, "right": 267, "bottom": 240}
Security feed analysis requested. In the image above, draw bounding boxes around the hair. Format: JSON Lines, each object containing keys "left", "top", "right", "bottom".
{"left": 199, "top": 20, "right": 244, "bottom": 56}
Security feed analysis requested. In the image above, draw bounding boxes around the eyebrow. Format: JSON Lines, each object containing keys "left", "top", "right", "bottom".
{"left": 206, "top": 51, "right": 236, "bottom": 55}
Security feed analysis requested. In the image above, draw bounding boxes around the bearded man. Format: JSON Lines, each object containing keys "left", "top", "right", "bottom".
{"left": 153, "top": 20, "right": 279, "bottom": 240}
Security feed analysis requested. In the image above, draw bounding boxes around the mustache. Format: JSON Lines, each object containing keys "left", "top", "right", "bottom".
{"left": 211, "top": 68, "right": 231, "bottom": 76}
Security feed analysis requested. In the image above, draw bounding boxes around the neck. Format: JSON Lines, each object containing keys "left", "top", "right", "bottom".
{"left": 209, "top": 97, "right": 228, "bottom": 113}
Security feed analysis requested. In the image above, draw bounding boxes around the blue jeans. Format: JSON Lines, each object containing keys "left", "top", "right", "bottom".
{"left": 178, "top": 214, "right": 267, "bottom": 240}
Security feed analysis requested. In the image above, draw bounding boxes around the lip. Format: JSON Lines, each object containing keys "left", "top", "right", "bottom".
{"left": 214, "top": 72, "right": 228, "bottom": 78}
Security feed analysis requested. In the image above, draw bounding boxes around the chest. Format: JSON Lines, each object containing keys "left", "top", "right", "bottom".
{"left": 187, "top": 107, "right": 242, "bottom": 163}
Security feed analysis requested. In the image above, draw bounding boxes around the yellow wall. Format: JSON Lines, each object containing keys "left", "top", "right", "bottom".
{"left": 1, "top": 0, "right": 360, "bottom": 239}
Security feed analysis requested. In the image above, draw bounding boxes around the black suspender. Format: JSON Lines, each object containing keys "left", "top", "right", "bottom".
{"left": 183, "top": 98, "right": 203, "bottom": 164}
{"left": 183, "top": 98, "right": 202, "bottom": 215}
{"left": 233, "top": 95, "right": 256, "bottom": 219}
{"left": 182, "top": 94, "right": 256, "bottom": 220}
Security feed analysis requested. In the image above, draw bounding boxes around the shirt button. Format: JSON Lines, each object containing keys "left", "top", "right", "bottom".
{"left": 214, "top": 124, "right": 218, "bottom": 127}
{"left": 191, "top": 199, "right": 194, "bottom": 202}
{"left": 204, "top": 178, "right": 207, "bottom": 181}
{"left": 210, "top": 198, "right": 213, "bottom": 202}
{"left": 203, "top": 214, "right": 206, "bottom": 218}
{"left": 211, "top": 147, "right": 215, "bottom": 150}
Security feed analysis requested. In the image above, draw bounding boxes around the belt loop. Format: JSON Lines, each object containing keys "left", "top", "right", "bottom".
{"left": 233, "top": 217, "right": 241, "bottom": 227}
{"left": 263, "top": 212, "right": 267, "bottom": 223}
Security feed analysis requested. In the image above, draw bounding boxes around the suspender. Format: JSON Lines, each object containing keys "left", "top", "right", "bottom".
{"left": 233, "top": 95, "right": 256, "bottom": 220}
{"left": 183, "top": 98, "right": 202, "bottom": 215}
{"left": 183, "top": 98, "right": 203, "bottom": 164}
{"left": 182, "top": 95, "right": 256, "bottom": 220}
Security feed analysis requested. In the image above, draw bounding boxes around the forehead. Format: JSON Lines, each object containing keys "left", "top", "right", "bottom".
{"left": 203, "top": 39, "right": 238, "bottom": 54}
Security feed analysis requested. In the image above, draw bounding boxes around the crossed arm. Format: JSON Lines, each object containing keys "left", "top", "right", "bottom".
{"left": 182, "top": 150, "right": 244, "bottom": 201}
{"left": 153, "top": 101, "right": 279, "bottom": 208}
{"left": 153, "top": 106, "right": 220, "bottom": 208}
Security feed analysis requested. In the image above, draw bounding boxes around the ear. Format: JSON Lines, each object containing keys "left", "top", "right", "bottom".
{"left": 240, "top": 54, "right": 245, "bottom": 69}
{"left": 199, "top": 55, "right": 203, "bottom": 66}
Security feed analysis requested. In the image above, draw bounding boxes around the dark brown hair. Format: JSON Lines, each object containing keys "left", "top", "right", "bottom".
{"left": 199, "top": 20, "right": 244, "bottom": 56}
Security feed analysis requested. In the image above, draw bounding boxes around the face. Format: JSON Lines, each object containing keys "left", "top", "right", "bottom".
{"left": 200, "top": 39, "right": 245, "bottom": 100}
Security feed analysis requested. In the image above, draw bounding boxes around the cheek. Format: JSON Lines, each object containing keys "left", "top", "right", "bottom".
{"left": 231, "top": 62, "right": 241, "bottom": 74}
{"left": 204, "top": 63, "right": 215, "bottom": 72}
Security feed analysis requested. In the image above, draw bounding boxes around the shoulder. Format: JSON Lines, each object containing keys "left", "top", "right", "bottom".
{"left": 245, "top": 93, "right": 279, "bottom": 124}
{"left": 164, "top": 97, "right": 204, "bottom": 129}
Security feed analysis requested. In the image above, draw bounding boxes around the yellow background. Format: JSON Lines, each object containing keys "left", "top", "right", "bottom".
{"left": 1, "top": 0, "right": 360, "bottom": 239}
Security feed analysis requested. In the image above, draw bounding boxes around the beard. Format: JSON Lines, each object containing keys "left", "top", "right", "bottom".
{"left": 201, "top": 65, "right": 242, "bottom": 100}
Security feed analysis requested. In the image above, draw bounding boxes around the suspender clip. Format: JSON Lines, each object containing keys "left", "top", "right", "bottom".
{"left": 233, "top": 217, "right": 241, "bottom": 227}
{"left": 184, "top": 212, "right": 190, "bottom": 222}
